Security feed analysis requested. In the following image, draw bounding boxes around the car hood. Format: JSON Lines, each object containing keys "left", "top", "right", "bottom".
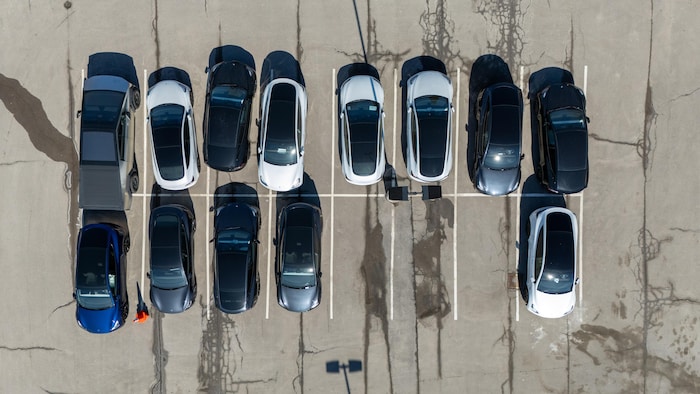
{"left": 151, "top": 286, "right": 192, "bottom": 314}
{"left": 532, "top": 290, "right": 575, "bottom": 318}
{"left": 476, "top": 166, "right": 520, "bottom": 196}
{"left": 147, "top": 80, "right": 191, "bottom": 110}
{"left": 76, "top": 305, "right": 121, "bottom": 334}
{"left": 259, "top": 160, "right": 303, "bottom": 192}
{"left": 553, "top": 169, "right": 587, "bottom": 194}
{"left": 207, "top": 144, "right": 246, "bottom": 172}
{"left": 340, "top": 75, "right": 384, "bottom": 106}
{"left": 279, "top": 285, "right": 319, "bottom": 312}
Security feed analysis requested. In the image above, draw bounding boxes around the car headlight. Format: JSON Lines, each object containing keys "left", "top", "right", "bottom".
{"left": 259, "top": 177, "right": 268, "bottom": 187}
{"left": 292, "top": 177, "right": 302, "bottom": 188}
{"left": 111, "top": 319, "right": 121, "bottom": 330}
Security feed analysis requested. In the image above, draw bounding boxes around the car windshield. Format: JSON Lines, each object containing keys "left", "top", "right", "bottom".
{"left": 484, "top": 144, "right": 520, "bottom": 170}
{"left": 80, "top": 131, "right": 117, "bottom": 163}
{"left": 414, "top": 96, "right": 449, "bottom": 177}
{"left": 537, "top": 213, "right": 575, "bottom": 295}
{"left": 550, "top": 108, "right": 586, "bottom": 130}
{"left": 346, "top": 100, "right": 380, "bottom": 176}
{"left": 209, "top": 86, "right": 248, "bottom": 148}
{"left": 81, "top": 90, "right": 124, "bottom": 131}
{"left": 76, "top": 247, "right": 114, "bottom": 310}
{"left": 150, "top": 215, "right": 187, "bottom": 290}
{"left": 264, "top": 84, "right": 298, "bottom": 166}
{"left": 151, "top": 104, "right": 185, "bottom": 180}
{"left": 281, "top": 226, "right": 316, "bottom": 289}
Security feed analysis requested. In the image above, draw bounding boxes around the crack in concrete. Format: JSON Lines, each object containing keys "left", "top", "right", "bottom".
{"left": 668, "top": 86, "right": 700, "bottom": 104}
{"left": 152, "top": 0, "right": 161, "bottom": 70}
{"left": 589, "top": 133, "right": 638, "bottom": 147}
{"left": 49, "top": 299, "right": 74, "bottom": 316}
{"left": 419, "top": 0, "right": 471, "bottom": 74}
{"left": 474, "top": 0, "right": 529, "bottom": 68}
{"left": 338, "top": 0, "right": 410, "bottom": 74}
{"left": 296, "top": 0, "right": 304, "bottom": 63}
{"left": 360, "top": 194, "right": 392, "bottom": 394}
{"left": 293, "top": 314, "right": 305, "bottom": 393}
{"left": 564, "top": 16, "right": 574, "bottom": 74}
{"left": 496, "top": 199, "right": 514, "bottom": 394}
{"left": 0, "top": 346, "right": 60, "bottom": 352}
{"left": 670, "top": 227, "right": 700, "bottom": 234}
{"left": 150, "top": 310, "right": 168, "bottom": 394}
{"left": 0, "top": 160, "right": 44, "bottom": 166}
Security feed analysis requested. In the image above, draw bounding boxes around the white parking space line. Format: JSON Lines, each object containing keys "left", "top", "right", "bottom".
{"left": 330, "top": 68, "right": 336, "bottom": 320}
{"left": 390, "top": 68, "right": 398, "bottom": 320}
{"left": 453, "top": 68, "right": 460, "bottom": 321}
{"left": 81, "top": 69, "right": 84, "bottom": 90}
{"left": 206, "top": 167, "right": 211, "bottom": 320}
{"left": 132, "top": 192, "right": 585, "bottom": 199}
{"left": 515, "top": 65, "right": 524, "bottom": 322}
{"left": 579, "top": 193, "right": 584, "bottom": 308}
{"left": 265, "top": 190, "right": 273, "bottom": 319}
{"left": 583, "top": 65, "right": 588, "bottom": 95}
{"left": 141, "top": 69, "right": 148, "bottom": 290}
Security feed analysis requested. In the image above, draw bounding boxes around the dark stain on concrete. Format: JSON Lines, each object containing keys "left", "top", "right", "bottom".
{"left": 0, "top": 345, "right": 60, "bottom": 352}
{"left": 150, "top": 310, "right": 168, "bottom": 394}
{"left": 0, "top": 73, "right": 79, "bottom": 273}
{"left": 197, "top": 300, "right": 240, "bottom": 392}
{"left": 564, "top": 17, "right": 575, "bottom": 74}
{"left": 295, "top": 314, "right": 305, "bottom": 393}
{"left": 419, "top": 0, "right": 471, "bottom": 74}
{"left": 360, "top": 196, "right": 392, "bottom": 394}
{"left": 413, "top": 199, "right": 452, "bottom": 379}
{"left": 296, "top": 0, "right": 304, "bottom": 63}
{"left": 474, "top": 0, "right": 529, "bottom": 67}
{"left": 152, "top": 0, "right": 161, "bottom": 70}
{"left": 338, "top": 0, "right": 410, "bottom": 74}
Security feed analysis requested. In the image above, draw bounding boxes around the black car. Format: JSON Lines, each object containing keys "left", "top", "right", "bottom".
{"left": 473, "top": 82, "right": 524, "bottom": 195}
{"left": 213, "top": 203, "right": 261, "bottom": 314}
{"left": 534, "top": 83, "right": 589, "bottom": 194}
{"left": 74, "top": 223, "right": 129, "bottom": 333}
{"left": 148, "top": 205, "right": 197, "bottom": 313}
{"left": 275, "top": 203, "right": 322, "bottom": 313}
{"left": 203, "top": 49, "right": 257, "bottom": 172}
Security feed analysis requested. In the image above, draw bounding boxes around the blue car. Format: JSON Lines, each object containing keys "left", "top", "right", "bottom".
{"left": 74, "top": 223, "right": 129, "bottom": 333}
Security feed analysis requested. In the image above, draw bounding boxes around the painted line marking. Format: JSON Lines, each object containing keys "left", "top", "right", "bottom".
{"left": 515, "top": 65, "right": 524, "bottom": 323}
{"left": 133, "top": 192, "right": 583, "bottom": 199}
{"left": 453, "top": 67, "right": 460, "bottom": 321}
{"left": 206, "top": 166, "right": 211, "bottom": 320}
{"left": 265, "top": 189, "right": 273, "bottom": 319}
{"left": 583, "top": 65, "right": 588, "bottom": 96}
{"left": 390, "top": 68, "right": 398, "bottom": 321}
{"left": 141, "top": 69, "right": 148, "bottom": 291}
{"left": 330, "top": 68, "right": 336, "bottom": 320}
{"left": 578, "top": 192, "right": 584, "bottom": 309}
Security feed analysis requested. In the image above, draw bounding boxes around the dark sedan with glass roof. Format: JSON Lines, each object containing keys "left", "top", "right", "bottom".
{"left": 534, "top": 83, "right": 589, "bottom": 194}
{"left": 275, "top": 203, "right": 323, "bottom": 313}
{"left": 148, "top": 204, "right": 197, "bottom": 313}
{"left": 213, "top": 203, "right": 261, "bottom": 314}
{"left": 203, "top": 54, "right": 257, "bottom": 172}
{"left": 473, "top": 82, "right": 524, "bottom": 195}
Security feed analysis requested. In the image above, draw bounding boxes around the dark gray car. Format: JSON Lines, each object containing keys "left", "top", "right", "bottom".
{"left": 275, "top": 203, "right": 322, "bottom": 313}
{"left": 473, "top": 82, "right": 523, "bottom": 195}
{"left": 79, "top": 52, "right": 140, "bottom": 210}
{"left": 148, "top": 205, "right": 196, "bottom": 313}
{"left": 213, "top": 203, "right": 260, "bottom": 314}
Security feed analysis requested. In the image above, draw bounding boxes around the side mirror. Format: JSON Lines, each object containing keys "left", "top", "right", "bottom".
{"left": 72, "top": 292, "right": 76, "bottom": 299}
{"left": 255, "top": 119, "right": 260, "bottom": 127}
{"left": 76, "top": 110, "right": 81, "bottom": 118}
{"left": 575, "top": 277, "right": 580, "bottom": 285}
{"left": 209, "top": 238, "right": 215, "bottom": 243}
{"left": 530, "top": 278, "right": 536, "bottom": 283}
{"left": 273, "top": 238, "right": 277, "bottom": 246}
{"left": 254, "top": 239, "right": 260, "bottom": 244}
{"left": 319, "top": 272, "right": 323, "bottom": 278}
{"left": 257, "top": 146, "right": 262, "bottom": 154}
{"left": 146, "top": 272, "right": 151, "bottom": 279}
{"left": 520, "top": 154, "right": 525, "bottom": 161}
{"left": 515, "top": 241, "right": 520, "bottom": 249}
{"left": 204, "top": 66, "right": 209, "bottom": 73}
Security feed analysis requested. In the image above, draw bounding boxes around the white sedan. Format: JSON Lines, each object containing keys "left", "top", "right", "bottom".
{"left": 526, "top": 206, "right": 579, "bottom": 318}
{"left": 147, "top": 68, "right": 199, "bottom": 190}
{"left": 405, "top": 70, "right": 454, "bottom": 183}
{"left": 338, "top": 72, "right": 386, "bottom": 185}
{"left": 257, "top": 78, "right": 307, "bottom": 192}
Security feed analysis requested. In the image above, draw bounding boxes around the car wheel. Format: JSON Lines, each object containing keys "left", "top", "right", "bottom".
{"left": 130, "top": 86, "right": 141, "bottom": 110}
{"left": 129, "top": 170, "right": 139, "bottom": 194}
{"left": 535, "top": 166, "right": 543, "bottom": 182}
{"left": 121, "top": 302, "right": 129, "bottom": 323}
{"left": 124, "top": 234, "right": 131, "bottom": 253}
{"left": 190, "top": 89, "right": 194, "bottom": 106}
{"left": 525, "top": 219, "right": 531, "bottom": 237}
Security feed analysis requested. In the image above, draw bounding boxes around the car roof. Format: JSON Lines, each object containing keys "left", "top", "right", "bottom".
{"left": 488, "top": 105, "right": 521, "bottom": 146}
{"left": 487, "top": 83, "right": 521, "bottom": 106}
{"left": 555, "top": 130, "right": 588, "bottom": 171}
{"left": 283, "top": 203, "right": 317, "bottom": 227}
{"left": 150, "top": 213, "right": 183, "bottom": 270}
{"left": 210, "top": 61, "right": 255, "bottom": 90}
{"left": 266, "top": 83, "right": 296, "bottom": 141}
{"left": 76, "top": 225, "right": 112, "bottom": 289}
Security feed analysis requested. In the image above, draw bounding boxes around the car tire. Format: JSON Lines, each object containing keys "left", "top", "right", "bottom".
{"left": 535, "top": 166, "right": 543, "bottom": 182}
{"left": 525, "top": 219, "right": 531, "bottom": 237}
{"left": 190, "top": 89, "right": 194, "bottom": 106}
{"left": 124, "top": 234, "right": 131, "bottom": 253}
{"left": 121, "top": 302, "right": 129, "bottom": 323}
{"left": 130, "top": 87, "right": 141, "bottom": 110}
{"left": 129, "top": 170, "right": 139, "bottom": 194}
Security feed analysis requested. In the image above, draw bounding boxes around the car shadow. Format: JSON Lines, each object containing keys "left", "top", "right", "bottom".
{"left": 399, "top": 56, "right": 448, "bottom": 171}
{"left": 275, "top": 172, "right": 321, "bottom": 219}
{"left": 527, "top": 67, "right": 575, "bottom": 179}
{"left": 517, "top": 175, "right": 567, "bottom": 302}
{"left": 207, "top": 45, "right": 255, "bottom": 71}
{"left": 82, "top": 209, "right": 129, "bottom": 231}
{"left": 148, "top": 67, "right": 193, "bottom": 90}
{"left": 149, "top": 183, "right": 195, "bottom": 219}
{"left": 211, "top": 182, "right": 260, "bottom": 212}
{"left": 260, "top": 51, "right": 305, "bottom": 91}
{"left": 466, "top": 54, "right": 514, "bottom": 182}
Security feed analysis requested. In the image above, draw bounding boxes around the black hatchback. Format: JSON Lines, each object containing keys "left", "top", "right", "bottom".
{"left": 203, "top": 47, "right": 257, "bottom": 172}
{"left": 213, "top": 203, "right": 261, "bottom": 314}
{"left": 148, "top": 204, "right": 197, "bottom": 313}
{"left": 534, "top": 83, "right": 589, "bottom": 194}
{"left": 473, "top": 82, "right": 524, "bottom": 195}
{"left": 275, "top": 203, "right": 323, "bottom": 313}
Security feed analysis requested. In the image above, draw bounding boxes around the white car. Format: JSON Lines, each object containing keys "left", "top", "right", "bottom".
{"left": 257, "top": 78, "right": 307, "bottom": 191}
{"left": 147, "top": 68, "right": 200, "bottom": 190}
{"left": 338, "top": 72, "right": 386, "bottom": 185}
{"left": 526, "top": 206, "right": 579, "bottom": 318}
{"left": 405, "top": 70, "right": 454, "bottom": 183}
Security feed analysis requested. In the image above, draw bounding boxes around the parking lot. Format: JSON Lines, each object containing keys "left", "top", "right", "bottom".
{"left": 1, "top": 1, "right": 700, "bottom": 393}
